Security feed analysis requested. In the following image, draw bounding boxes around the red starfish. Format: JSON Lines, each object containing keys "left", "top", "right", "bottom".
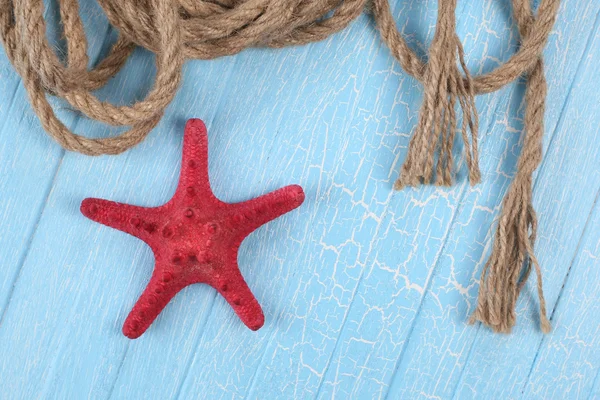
{"left": 81, "top": 119, "right": 305, "bottom": 339}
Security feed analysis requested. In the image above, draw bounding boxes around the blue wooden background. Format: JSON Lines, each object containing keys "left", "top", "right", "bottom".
{"left": 1, "top": 0, "right": 599, "bottom": 399}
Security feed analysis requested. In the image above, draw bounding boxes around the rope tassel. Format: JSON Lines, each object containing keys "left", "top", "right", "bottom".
{"left": 395, "top": 0, "right": 480, "bottom": 190}
{"left": 468, "top": 170, "right": 551, "bottom": 333}
{"left": 470, "top": 1, "right": 552, "bottom": 334}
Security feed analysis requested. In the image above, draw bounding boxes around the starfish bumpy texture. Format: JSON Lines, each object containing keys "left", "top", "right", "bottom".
{"left": 81, "top": 119, "right": 305, "bottom": 339}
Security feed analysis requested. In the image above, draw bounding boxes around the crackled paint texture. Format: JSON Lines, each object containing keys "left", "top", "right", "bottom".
{"left": 0, "top": 0, "right": 599, "bottom": 399}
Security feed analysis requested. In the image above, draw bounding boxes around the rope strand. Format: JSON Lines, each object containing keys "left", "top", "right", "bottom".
{"left": 393, "top": 0, "right": 480, "bottom": 190}
{"left": 469, "top": 0, "right": 552, "bottom": 333}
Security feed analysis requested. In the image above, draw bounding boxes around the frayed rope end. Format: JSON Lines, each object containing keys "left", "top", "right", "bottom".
{"left": 469, "top": 178, "right": 551, "bottom": 335}
{"left": 394, "top": 32, "right": 481, "bottom": 191}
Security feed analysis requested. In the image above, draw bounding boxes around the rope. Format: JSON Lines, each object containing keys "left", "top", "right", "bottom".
{"left": 0, "top": 0, "right": 561, "bottom": 333}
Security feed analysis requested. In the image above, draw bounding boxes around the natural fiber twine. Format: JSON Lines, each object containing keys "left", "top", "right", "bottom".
{"left": 0, "top": 0, "right": 560, "bottom": 334}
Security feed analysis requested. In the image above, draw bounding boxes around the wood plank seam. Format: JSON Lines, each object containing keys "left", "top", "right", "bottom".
{"left": 105, "top": 344, "right": 131, "bottom": 399}
{"left": 0, "top": 147, "right": 64, "bottom": 327}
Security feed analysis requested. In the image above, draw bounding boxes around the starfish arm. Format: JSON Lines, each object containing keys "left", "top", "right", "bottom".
{"left": 232, "top": 184, "right": 305, "bottom": 240}
{"left": 122, "top": 267, "right": 184, "bottom": 339}
{"left": 215, "top": 265, "right": 265, "bottom": 331}
{"left": 80, "top": 198, "right": 161, "bottom": 245}
{"left": 173, "top": 119, "right": 217, "bottom": 203}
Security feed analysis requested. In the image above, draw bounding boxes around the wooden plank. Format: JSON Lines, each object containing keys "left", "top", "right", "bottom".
{"left": 451, "top": 12, "right": 600, "bottom": 400}
{"left": 385, "top": 3, "right": 600, "bottom": 399}
{"left": 176, "top": 18, "right": 400, "bottom": 399}
{"left": 311, "top": 0, "right": 598, "bottom": 398}
{"left": 0, "top": 1, "right": 110, "bottom": 316}
{"left": 192, "top": 1, "right": 552, "bottom": 398}
{"left": 0, "top": 42, "right": 252, "bottom": 397}
{"left": 521, "top": 194, "right": 600, "bottom": 399}
{"left": 109, "top": 45, "right": 317, "bottom": 399}
{"left": 0, "top": 8, "right": 328, "bottom": 398}
{"left": 493, "top": 23, "right": 600, "bottom": 399}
